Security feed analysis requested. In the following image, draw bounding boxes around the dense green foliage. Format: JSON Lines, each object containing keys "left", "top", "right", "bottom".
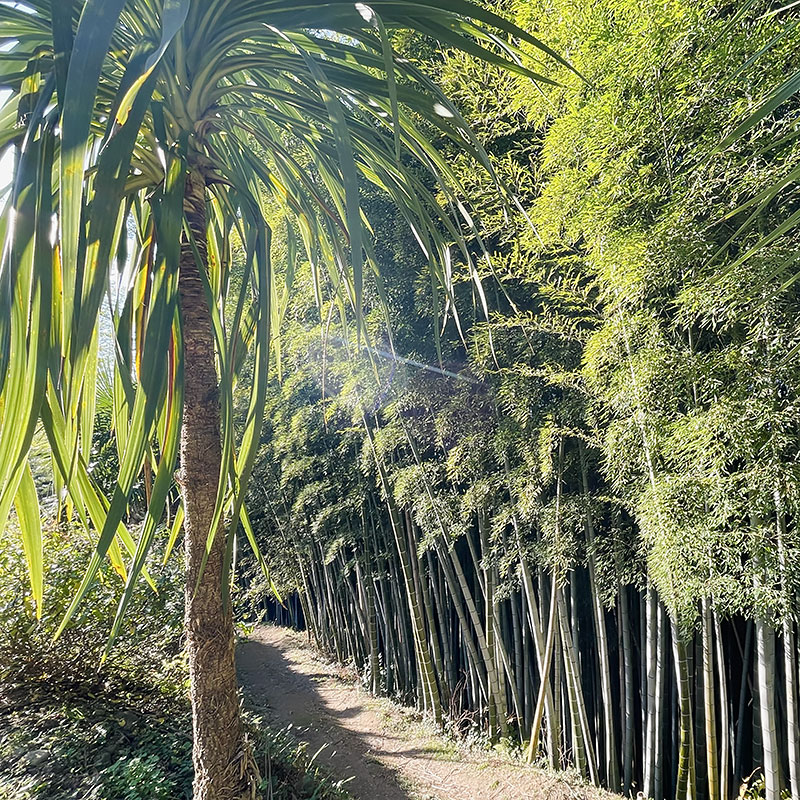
{"left": 0, "top": 527, "right": 191, "bottom": 799}
{"left": 0, "top": 528, "right": 352, "bottom": 800}
{"left": 241, "top": 2, "right": 800, "bottom": 800}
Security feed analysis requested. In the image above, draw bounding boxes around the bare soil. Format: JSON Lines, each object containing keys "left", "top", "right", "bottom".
{"left": 237, "top": 625, "right": 620, "bottom": 800}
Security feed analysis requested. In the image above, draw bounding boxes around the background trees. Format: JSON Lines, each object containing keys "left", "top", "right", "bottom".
{"left": 240, "top": 2, "right": 800, "bottom": 799}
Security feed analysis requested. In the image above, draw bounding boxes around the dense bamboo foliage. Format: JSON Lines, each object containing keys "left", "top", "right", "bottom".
{"left": 242, "top": 2, "right": 800, "bottom": 800}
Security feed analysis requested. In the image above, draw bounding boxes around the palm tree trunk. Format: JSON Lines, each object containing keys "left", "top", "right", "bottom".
{"left": 180, "top": 167, "right": 248, "bottom": 800}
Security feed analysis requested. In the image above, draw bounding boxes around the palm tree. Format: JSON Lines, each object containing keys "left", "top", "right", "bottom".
{"left": 0, "top": 1, "right": 565, "bottom": 797}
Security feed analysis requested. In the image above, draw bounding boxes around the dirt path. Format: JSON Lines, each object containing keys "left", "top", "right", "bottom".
{"left": 237, "top": 625, "right": 617, "bottom": 800}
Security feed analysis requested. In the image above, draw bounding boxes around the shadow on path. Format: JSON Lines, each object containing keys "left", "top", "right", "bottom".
{"left": 238, "top": 626, "right": 618, "bottom": 800}
{"left": 237, "top": 635, "right": 412, "bottom": 800}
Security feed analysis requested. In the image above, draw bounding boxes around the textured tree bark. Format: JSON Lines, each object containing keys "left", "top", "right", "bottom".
{"left": 179, "top": 166, "right": 248, "bottom": 800}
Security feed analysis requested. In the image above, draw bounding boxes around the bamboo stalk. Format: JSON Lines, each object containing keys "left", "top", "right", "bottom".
{"left": 702, "top": 596, "right": 720, "bottom": 800}
{"left": 713, "top": 609, "right": 729, "bottom": 800}
{"left": 672, "top": 618, "right": 697, "bottom": 800}
{"left": 558, "top": 586, "right": 599, "bottom": 783}
{"left": 755, "top": 614, "right": 782, "bottom": 800}
{"left": 525, "top": 570, "right": 559, "bottom": 764}
{"left": 580, "top": 442, "right": 620, "bottom": 790}
{"left": 776, "top": 489, "right": 800, "bottom": 800}
{"left": 620, "top": 585, "right": 635, "bottom": 795}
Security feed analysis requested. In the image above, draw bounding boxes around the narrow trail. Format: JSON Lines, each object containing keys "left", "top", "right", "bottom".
{"left": 237, "top": 625, "right": 616, "bottom": 800}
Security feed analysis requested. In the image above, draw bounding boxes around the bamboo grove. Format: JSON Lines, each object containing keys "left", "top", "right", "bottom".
{"left": 239, "top": 1, "right": 800, "bottom": 800}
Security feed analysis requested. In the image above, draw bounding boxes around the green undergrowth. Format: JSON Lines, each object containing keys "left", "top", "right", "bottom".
{"left": 0, "top": 681, "right": 193, "bottom": 800}
{"left": 0, "top": 694, "right": 353, "bottom": 800}
{"left": 0, "top": 527, "right": 351, "bottom": 800}
{"left": 251, "top": 722, "right": 353, "bottom": 800}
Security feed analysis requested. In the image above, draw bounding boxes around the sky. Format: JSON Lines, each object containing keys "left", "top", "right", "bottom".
{"left": 0, "top": 146, "right": 12, "bottom": 193}
{"left": 0, "top": 89, "right": 12, "bottom": 194}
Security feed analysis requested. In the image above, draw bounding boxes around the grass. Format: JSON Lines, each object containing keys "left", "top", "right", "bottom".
{"left": 251, "top": 719, "right": 354, "bottom": 800}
